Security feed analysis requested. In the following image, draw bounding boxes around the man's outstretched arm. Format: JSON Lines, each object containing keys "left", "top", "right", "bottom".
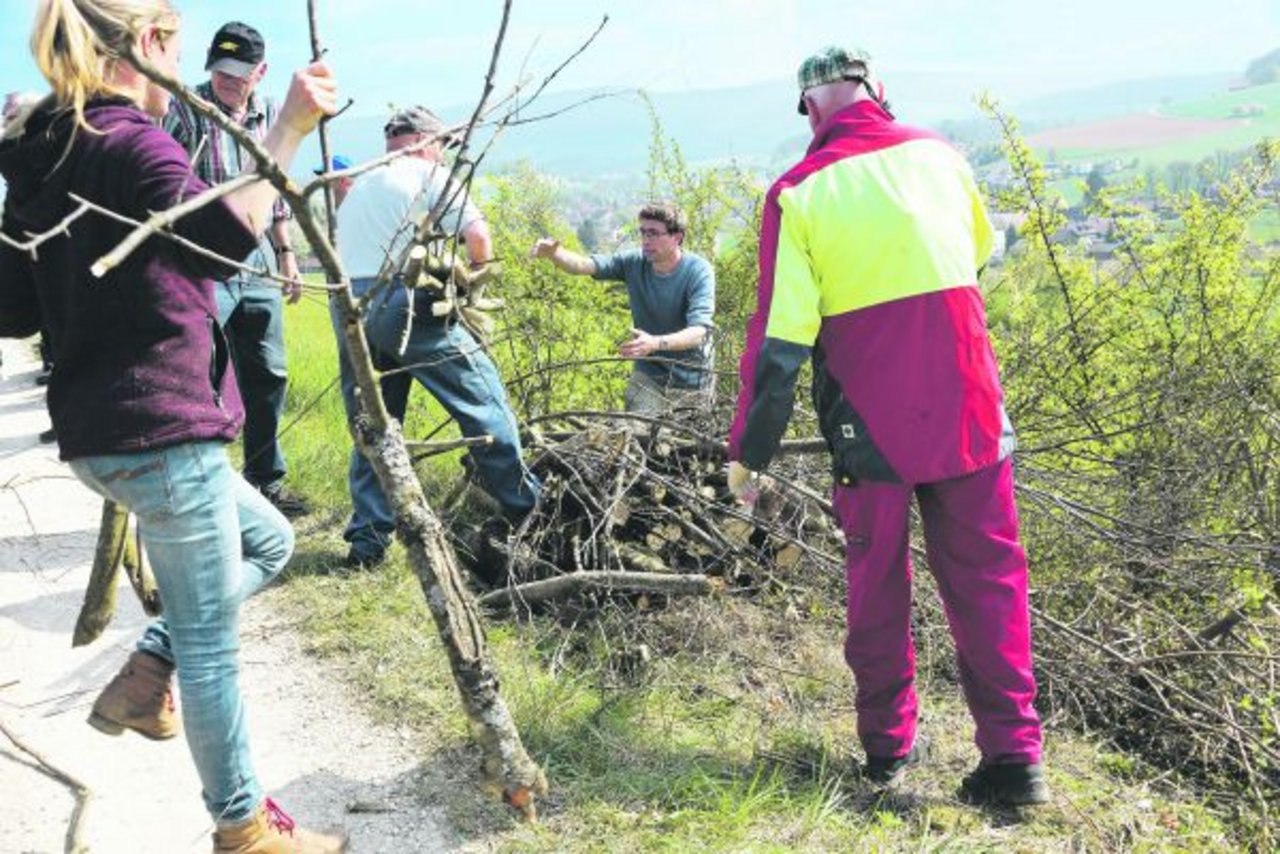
{"left": 529, "top": 237, "right": 596, "bottom": 276}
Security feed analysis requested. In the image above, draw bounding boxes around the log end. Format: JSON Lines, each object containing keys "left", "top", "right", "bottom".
{"left": 501, "top": 768, "right": 549, "bottom": 823}
{"left": 71, "top": 617, "right": 109, "bottom": 648}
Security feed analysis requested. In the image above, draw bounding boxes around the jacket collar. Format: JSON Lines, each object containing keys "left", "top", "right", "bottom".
{"left": 806, "top": 99, "right": 894, "bottom": 155}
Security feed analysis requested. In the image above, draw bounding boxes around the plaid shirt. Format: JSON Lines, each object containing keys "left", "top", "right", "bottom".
{"left": 163, "top": 81, "right": 290, "bottom": 275}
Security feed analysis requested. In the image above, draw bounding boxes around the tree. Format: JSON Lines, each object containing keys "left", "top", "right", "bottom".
{"left": 575, "top": 216, "right": 601, "bottom": 252}
{"left": 1245, "top": 47, "right": 1280, "bottom": 86}
{"left": 985, "top": 92, "right": 1280, "bottom": 842}
{"left": 1084, "top": 164, "right": 1107, "bottom": 205}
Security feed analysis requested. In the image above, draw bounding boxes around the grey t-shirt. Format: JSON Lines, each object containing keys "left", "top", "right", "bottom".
{"left": 590, "top": 249, "right": 715, "bottom": 389}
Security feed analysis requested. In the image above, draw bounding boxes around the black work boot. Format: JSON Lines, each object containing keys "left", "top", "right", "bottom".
{"left": 863, "top": 736, "right": 930, "bottom": 786}
{"left": 260, "top": 484, "right": 312, "bottom": 519}
{"left": 343, "top": 545, "right": 386, "bottom": 572}
{"left": 959, "top": 761, "right": 1050, "bottom": 806}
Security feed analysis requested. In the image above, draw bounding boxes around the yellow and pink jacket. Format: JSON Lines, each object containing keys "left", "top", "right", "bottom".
{"left": 728, "top": 100, "right": 1013, "bottom": 486}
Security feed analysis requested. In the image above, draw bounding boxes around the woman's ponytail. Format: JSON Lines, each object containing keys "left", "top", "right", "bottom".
{"left": 30, "top": 0, "right": 177, "bottom": 131}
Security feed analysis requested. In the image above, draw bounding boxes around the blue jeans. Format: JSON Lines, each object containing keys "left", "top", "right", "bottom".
{"left": 332, "top": 282, "right": 539, "bottom": 557}
{"left": 217, "top": 275, "right": 288, "bottom": 491}
{"left": 69, "top": 442, "right": 294, "bottom": 823}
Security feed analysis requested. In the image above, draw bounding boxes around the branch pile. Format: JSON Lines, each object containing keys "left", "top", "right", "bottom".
{"left": 467, "top": 411, "right": 844, "bottom": 611}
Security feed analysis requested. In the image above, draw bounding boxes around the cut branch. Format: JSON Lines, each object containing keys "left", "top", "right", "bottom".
{"left": 480, "top": 569, "right": 721, "bottom": 609}
{"left": 72, "top": 500, "right": 129, "bottom": 647}
{"left": 0, "top": 718, "right": 92, "bottom": 853}
{"left": 407, "top": 434, "right": 493, "bottom": 461}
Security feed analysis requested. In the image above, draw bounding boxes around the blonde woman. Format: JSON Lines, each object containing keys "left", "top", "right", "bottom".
{"left": 0, "top": 1, "right": 344, "bottom": 850}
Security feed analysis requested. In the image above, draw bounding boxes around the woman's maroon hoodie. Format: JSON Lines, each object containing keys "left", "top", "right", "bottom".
{"left": 0, "top": 97, "right": 259, "bottom": 459}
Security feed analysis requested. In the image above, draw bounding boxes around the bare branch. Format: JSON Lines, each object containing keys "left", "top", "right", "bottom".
{"left": 0, "top": 717, "right": 92, "bottom": 853}
{"left": 0, "top": 202, "right": 95, "bottom": 256}
{"left": 480, "top": 569, "right": 721, "bottom": 609}
{"left": 69, "top": 193, "right": 338, "bottom": 292}
{"left": 89, "top": 172, "right": 258, "bottom": 277}
{"left": 407, "top": 434, "right": 493, "bottom": 461}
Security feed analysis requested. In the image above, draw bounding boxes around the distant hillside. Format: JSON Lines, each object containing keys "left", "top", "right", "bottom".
{"left": 306, "top": 71, "right": 1247, "bottom": 180}
{"left": 1011, "top": 73, "right": 1233, "bottom": 129}
{"left": 1028, "top": 81, "right": 1280, "bottom": 165}
{"left": 318, "top": 70, "right": 1002, "bottom": 179}
{"left": 1246, "top": 47, "right": 1280, "bottom": 86}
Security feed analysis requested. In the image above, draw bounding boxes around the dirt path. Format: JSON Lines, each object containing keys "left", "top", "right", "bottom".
{"left": 0, "top": 337, "right": 454, "bottom": 853}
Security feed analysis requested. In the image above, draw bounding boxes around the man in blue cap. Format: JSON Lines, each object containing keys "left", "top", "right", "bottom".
{"left": 315, "top": 154, "right": 354, "bottom": 207}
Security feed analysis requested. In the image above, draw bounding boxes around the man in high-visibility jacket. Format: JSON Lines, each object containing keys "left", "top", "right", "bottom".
{"left": 727, "top": 46, "right": 1048, "bottom": 806}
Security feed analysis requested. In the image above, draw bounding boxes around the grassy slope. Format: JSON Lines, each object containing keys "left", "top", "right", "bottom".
{"left": 1045, "top": 82, "right": 1280, "bottom": 167}
{"left": 268, "top": 293, "right": 1235, "bottom": 851}
{"left": 1250, "top": 207, "right": 1280, "bottom": 243}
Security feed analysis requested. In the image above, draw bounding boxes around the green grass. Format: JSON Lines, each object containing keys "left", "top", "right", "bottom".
{"left": 261, "top": 279, "right": 1238, "bottom": 851}
{"left": 1160, "top": 81, "right": 1280, "bottom": 121}
{"left": 1047, "top": 178, "right": 1085, "bottom": 208}
{"left": 269, "top": 560, "right": 1235, "bottom": 852}
{"left": 1249, "top": 207, "right": 1280, "bottom": 244}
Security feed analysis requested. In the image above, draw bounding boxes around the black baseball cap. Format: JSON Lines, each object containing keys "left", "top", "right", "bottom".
{"left": 383, "top": 106, "right": 462, "bottom": 147}
{"left": 205, "top": 22, "right": 266, "bottom": 79}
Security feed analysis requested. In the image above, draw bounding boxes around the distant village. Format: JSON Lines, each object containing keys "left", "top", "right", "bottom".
{"left": 981, "top": 153, "right": 1280, "bottom": 265}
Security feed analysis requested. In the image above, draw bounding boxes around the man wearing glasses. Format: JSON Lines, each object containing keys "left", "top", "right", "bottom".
{"left": 530, "top": 203, "right": 715, "bottom": 415}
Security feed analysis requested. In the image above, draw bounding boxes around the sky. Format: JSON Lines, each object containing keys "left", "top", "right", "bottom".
{"left": 1, "top": 0, "right": 1277, "bottom": 119}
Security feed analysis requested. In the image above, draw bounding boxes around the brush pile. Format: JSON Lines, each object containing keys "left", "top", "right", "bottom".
{"left": 459, "top": 410, "right": 844, "bottom": 609}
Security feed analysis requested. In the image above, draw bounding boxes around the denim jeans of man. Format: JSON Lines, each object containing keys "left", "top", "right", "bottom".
{"left": 70, "top": 441, "right": 294, "bottom": 824}
{"left": 332, "top": 282, "right": 539, "bottom": 558}
{"left": 217, "top": 275, "right": 289, "bottom": 490}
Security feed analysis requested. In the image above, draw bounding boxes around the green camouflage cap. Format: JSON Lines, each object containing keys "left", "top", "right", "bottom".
{"left": 796, "top": 46, "right": 877, "bottom": 115}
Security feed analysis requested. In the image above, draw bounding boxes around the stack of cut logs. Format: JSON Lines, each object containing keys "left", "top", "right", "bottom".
{"left": 405, "top": 244, "right": 504, "bottom": 340}
{"left": 469, "top": 412, "right": 844, "bottom": 609}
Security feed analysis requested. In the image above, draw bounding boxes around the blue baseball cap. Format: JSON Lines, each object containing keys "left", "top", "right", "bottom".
{"left": 314, "top": 154, "right": 352, "bottom": 174}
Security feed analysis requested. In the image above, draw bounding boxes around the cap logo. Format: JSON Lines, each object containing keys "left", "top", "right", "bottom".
{"left": 219, "top": 41, "right": 239, "bottom": 52}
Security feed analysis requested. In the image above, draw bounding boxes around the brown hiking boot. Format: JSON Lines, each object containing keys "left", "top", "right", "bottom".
{"left": 213, "top": 799, "right": 346, "bottom": 853}
{"left": 88, "top": 650, "right": 179, "bottom": 740}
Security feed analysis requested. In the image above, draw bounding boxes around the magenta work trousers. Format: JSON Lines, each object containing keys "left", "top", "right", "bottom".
{"left": 833, "top": 457, "right": 1042, "bottom": 764}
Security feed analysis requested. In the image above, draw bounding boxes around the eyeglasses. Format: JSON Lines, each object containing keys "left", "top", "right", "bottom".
{"left": 639, "top": 227, "right": 670, "bottom": 239}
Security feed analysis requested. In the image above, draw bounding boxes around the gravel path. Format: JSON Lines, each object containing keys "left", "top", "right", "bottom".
{"left": 0, "top": 337, "right": 455, "bottom": 853}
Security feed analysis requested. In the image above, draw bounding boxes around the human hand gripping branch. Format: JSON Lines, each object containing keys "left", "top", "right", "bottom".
{"left": 88, "top": 57, "right": 338, "bottom": 284}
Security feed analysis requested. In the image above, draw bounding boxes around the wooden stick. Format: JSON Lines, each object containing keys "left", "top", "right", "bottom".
{"left": 122, "top": 524, "right": 161, "bottom": 617}
{"left": 0, "top": 718, "right": 92, "bottom": 853}
{"left": 72, "top": 500, "right": 129, "bottom": 647}
{"left": 479, "top": 569, "right": 722, "bottom": 609}
{"left": 407, "top": 434, "right": 494, "bottom": 460}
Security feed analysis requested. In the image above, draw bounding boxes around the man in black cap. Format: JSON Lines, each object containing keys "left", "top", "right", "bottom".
{"left": 164, "top": 21, "right": 311, "bottom": 517}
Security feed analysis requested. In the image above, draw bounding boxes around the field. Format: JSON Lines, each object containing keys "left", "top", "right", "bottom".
{"left": 1030, "top": 113, "right": 1245, "bottom": 151}
{"left": 1028, "top": 81, "right": 1280, "bottom": 166}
